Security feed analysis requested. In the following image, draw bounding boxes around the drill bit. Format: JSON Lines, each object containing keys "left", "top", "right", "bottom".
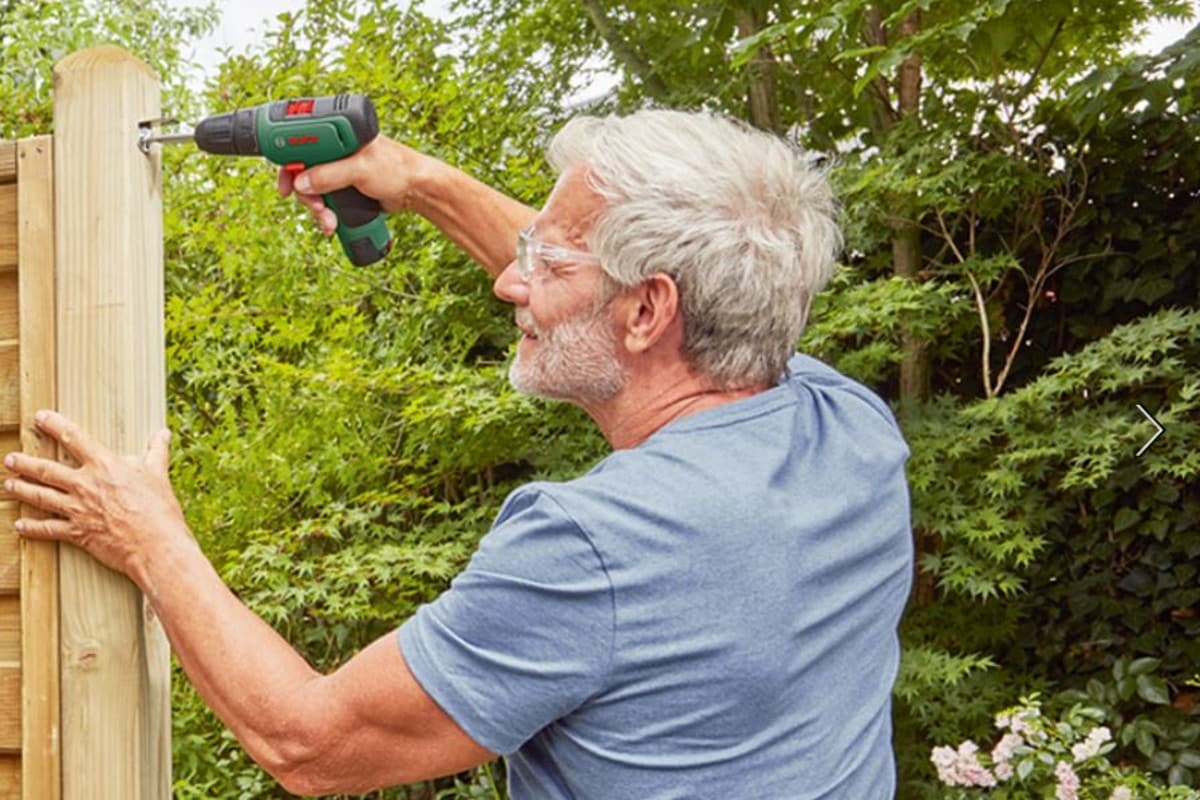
{"left": 137, "top": 118, "right": 193, "bottom": 154}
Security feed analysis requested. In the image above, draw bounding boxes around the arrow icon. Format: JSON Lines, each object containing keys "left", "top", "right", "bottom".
{"left": 1135, "top": 404, "right": 1164, "bottom": 457}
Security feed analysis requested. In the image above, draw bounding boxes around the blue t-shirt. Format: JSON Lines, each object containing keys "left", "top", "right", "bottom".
{"left": 399, "top": 354, "right": 913, "bottom": 799}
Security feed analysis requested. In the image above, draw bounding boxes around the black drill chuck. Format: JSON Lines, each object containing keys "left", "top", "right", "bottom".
{"left": 194, "top": 107, "right": 261, "bottom": 156}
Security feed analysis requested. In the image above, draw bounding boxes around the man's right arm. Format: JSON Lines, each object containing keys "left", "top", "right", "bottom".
{"left": 279, "top": 135, "right": 537, "bottom": 277}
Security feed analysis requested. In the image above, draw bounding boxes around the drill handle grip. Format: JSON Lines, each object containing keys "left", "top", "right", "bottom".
{"left": 327, "top": 186, "right": 380, "bottom": 228}
{"left": 324, "top": 187, "right": 392, "bottom": 266}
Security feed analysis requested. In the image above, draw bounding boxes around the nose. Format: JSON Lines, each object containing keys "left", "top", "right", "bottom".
{"left": 493, "top": 259, "right": 529, "bottom": 306}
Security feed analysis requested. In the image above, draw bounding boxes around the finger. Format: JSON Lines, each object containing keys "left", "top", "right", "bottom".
{"left": 13, "top": 516, "right": 74, "bottom": 541}
{"left": 297, "top": 197, "right": 335, "bottom": 236}
{"left": 32, "top": 410, "right": 104, "bottom": 465}
{"left": 3, "top": 476, "right": 76, "bottom": 518}
{"left": 313, "top": 207, "right": 337, "bottom": 236}
{"left": 144, "top": 428, "right": 171, "bottom": 477}
{"left": 3, "top": 451, "right": 78, "bottom": 491}
{"left": 277, "top": 167, "right": 294, "bottom": 197}
{"left": 294, "top": 159, "right": 357, "bottom": 197}
{"left": 284, "top": 181, "right": 335, "bottom": 237}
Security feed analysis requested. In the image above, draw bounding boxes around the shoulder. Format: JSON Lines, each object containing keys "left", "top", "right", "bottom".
{"left": 479, "top": 484, "right": 610, "bottom": 577}
{"left": 786, "top": 353, "right": 899, "bottom": 419}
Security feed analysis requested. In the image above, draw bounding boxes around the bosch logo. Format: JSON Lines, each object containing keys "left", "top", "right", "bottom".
{"left": 289, "top": 135, "right": 320, "bottom": 145}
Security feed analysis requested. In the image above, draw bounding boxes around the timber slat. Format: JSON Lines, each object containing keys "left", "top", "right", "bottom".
{"left": 0, "top": 274, "right": 14, "bottom": 339}
{"left": 19, "top": 133, "right": 61, "bottom": 800}
{"left": 0, "top": 754, "right": 18, "bottom": 800}
{"left": 0, "top": 598, "right": 17, "bottom": 662}
{"left": 0, "top": 664, "right": 18, "bottom": 753}
{"left": 0, "top": 342, "right": 16, "bottom": 430}
{"left": 0, "top": 185, "right": 14, "bottom": 273}
{"left": 0, "top": 432, "right": 16, "bottom": 481}
{"left": 0, "top": 504, "right": 16, "bottom": 594}
{"left": 0, "top": 142, "right": 14, "bottom": 184}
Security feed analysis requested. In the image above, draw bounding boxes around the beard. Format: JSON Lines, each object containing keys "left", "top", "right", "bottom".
{"left": 509, "top": 303, "right": 627, "bottom": 403}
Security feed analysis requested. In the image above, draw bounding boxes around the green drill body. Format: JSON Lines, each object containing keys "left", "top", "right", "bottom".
{"left": 194, "top": 94, "right": 392, "bottom": 266}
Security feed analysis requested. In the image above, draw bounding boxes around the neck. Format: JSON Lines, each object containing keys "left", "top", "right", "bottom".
{"left": 581, "top": 365, "right": 766, "bottom": 450}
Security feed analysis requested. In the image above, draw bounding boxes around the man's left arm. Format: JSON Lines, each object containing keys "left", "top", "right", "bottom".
{"left": 3, "top": 410, "right": 494, "bottom": 796}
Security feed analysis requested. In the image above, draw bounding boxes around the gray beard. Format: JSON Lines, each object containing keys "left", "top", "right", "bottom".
{"left": 509, "top": 307, "right": 626, "bottom": 403}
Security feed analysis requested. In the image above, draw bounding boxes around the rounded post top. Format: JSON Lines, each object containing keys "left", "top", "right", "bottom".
{"left": 53, "top": 46, "right": 158, "bottom": 81}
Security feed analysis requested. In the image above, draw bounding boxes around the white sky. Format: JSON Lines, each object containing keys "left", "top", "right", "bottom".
{"left": 173, "top": 0, "right": 1197, "bottom": 85}
{"left": 177, "top": 0, "right": 453, "bottom": 79}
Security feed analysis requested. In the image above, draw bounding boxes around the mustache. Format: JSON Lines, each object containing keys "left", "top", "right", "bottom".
{"left": 515, "top": 311, "right": 540, "bottom": 337}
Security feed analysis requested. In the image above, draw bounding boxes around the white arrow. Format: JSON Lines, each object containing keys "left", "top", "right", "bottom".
{"left": 1135, "top": 404, "right": 1164, "bottom": 457}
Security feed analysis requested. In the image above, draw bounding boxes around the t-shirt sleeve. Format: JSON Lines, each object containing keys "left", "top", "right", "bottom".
{"left": 397, "top": 486, "right": 616, "bottom": 755}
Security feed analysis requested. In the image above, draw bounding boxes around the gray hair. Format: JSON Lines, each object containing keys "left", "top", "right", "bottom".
{"left": 547, "top": 110, "right": 842, "bottom": 389}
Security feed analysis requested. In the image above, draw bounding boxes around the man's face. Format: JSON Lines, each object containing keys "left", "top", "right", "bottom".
{"left": 499, "top": 167, "right": 628, "bottom": 404}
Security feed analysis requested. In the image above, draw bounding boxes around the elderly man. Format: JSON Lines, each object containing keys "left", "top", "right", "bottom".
{"left": 5, "top": 110, "right": 912, "bottom": 798}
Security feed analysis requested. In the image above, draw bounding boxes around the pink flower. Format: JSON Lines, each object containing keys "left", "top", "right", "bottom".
{"left": 930, "top": 741, "right": 997, "bottom": 788}
{"left": 992, "top": 732, "right": 1024, "bottom": 764}
{"left": 1055, "top": 761, "right": 1080, "bottom": 800}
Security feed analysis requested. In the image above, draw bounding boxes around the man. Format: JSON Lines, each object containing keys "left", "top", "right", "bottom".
{"left": 5, "top": 110, "right": 912, "bottom": 798}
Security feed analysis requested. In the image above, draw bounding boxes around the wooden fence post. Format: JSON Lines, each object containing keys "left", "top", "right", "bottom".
{"left": 52, "top": 45, "right": 171, "bottom": 800}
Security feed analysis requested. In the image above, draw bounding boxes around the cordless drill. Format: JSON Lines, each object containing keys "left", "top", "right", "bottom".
{"left": 192, "top": 94, "right": 392, "bottom": 266}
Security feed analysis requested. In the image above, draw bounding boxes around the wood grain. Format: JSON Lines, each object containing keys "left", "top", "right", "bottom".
{"left": 0, "top": 754, "right": 18, "bottom": 800}
{"left": 0, "top": 142, "right": 14, "bottom": 185}
{"left": 0, "top": 664, "right": 18, "bottom": 753}
{"left": 53, "top": 47, "right": 170, "bottom": 800}
{"left": 0, "top": 505, "right": 16, "bottom": 595}
{"left": 0, "top": 343, "right": 16, "bottom": 431}
{"left": 0, "top": 598, "right": 17, "bottom": 663}
{"left": 0, "top": 274, "right": 15, "bottom": 340}
{"left": 0, "top": 186, "right": 14, "bottom": 274}
{"left": 18, "top": 134, "right": 60, "bottom": 800}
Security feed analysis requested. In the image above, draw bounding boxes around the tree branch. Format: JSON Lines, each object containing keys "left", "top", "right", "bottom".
{"left": 966, "top": 270, "right": 995, "bottom": 398}
{"left": 734, "top": 4, "right": 782, "bottom": 133}
{"left": 579, "top": 0, "right": 670, "bottom": 101}
{"left": 1013, "top": 17, "right": 1066, "bottom": 114}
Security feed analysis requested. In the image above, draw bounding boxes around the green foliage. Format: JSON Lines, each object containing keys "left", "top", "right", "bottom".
{"left": 908, "top": 308, "right": 1200, "bottom": 601}
{"left": 896, "top": 305, "right": 1200, "bottom": 794}
{"left": 0, "top": 0, "right": 217, "bottom": 138}
{"left": 1059, "top": 657, "right": 1200, "bottom": 789}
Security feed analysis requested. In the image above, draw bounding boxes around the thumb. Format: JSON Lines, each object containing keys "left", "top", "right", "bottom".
{"left": 144, "top": 428, "right": 172, "bottom": 476}
{"left": 294, "top": 157, "right": 359, "bottom": 196}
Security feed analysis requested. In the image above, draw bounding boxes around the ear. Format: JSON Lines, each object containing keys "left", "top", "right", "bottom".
{"left": 617, "top": 273, "right": 680, "bottom": 354}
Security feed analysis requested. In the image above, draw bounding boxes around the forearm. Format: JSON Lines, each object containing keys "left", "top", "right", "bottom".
{"left": 406, "top": 151, "right": 538, "bottom": 277}
{"left": 133, "top": 523, "right": 324, "bottom": 779}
